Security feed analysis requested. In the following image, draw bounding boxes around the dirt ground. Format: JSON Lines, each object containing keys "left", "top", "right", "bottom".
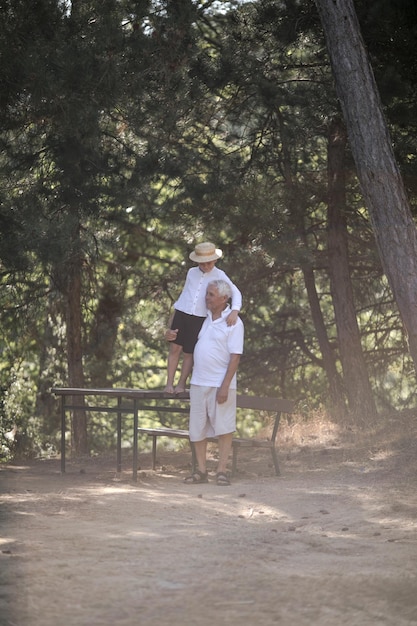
{"left": 1, "top": 414, "right": 417, "bottom": 626}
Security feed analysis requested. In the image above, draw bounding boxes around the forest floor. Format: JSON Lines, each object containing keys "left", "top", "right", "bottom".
{"left": 1, "top": 411, "right": 417, "bottom": 626}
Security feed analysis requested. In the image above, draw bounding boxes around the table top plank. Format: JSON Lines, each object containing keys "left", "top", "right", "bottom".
{"left": 51, "top": 387, "right": 188, "bottom": 400}
{"left": 51, "top": 388, "right": 295, "bottom": 413}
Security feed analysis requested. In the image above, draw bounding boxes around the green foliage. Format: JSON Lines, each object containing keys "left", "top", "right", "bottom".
{"left": 1, "top": 0, "right": 417, "bottom": 458}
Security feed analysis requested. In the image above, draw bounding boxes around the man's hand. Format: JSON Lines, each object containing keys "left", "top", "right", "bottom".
{"left": 216, "top": 384, "right": 229, "bottom": 404}
{"left": 226, "top": 310, "right": 239, "bottom": 326}
{"left": 165, "top": 328, "right": 178, "bottom": 342}
{"left": 216, "top": 354, "right": 241, "bottom": 404}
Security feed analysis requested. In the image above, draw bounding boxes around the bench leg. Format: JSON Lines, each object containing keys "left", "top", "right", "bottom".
{"left": 116, "top": 397, "right": 122, "bottom": 474}
{"left": 60, "top": 396, "right": 66, "bottom": 474}
{"left": 152, "top": 436, "right": 157, "bottom": 470}
{"left": 133, "top": 399, "right": 138, "bottom": 482}
{"left": 271, "top": 446, "right": 280, "bottom": 476}
{"left": 232, "top": 443, "right": 238, "bottom": 476}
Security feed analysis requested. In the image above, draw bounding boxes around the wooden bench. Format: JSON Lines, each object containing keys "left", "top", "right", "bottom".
{"left": 51, "top": 388, "right": 295, "bottom": 480}
{"left": 139, "top": 395, "right": 295, "bottom": 477}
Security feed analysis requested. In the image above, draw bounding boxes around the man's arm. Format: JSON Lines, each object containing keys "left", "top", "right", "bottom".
{"left": 216, "top": 354, "right": 241, "bottom": 404}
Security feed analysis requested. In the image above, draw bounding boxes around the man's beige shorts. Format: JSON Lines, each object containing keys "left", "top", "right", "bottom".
{"left": 189, "top": 385, "right": 236, "bottom": 442}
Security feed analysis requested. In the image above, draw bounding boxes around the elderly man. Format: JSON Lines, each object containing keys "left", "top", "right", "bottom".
{"left": 184, "top": 279, "right": 244, "bottom": 486}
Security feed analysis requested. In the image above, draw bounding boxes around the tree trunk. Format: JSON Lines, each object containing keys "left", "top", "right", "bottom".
{"left": 276, "top": 108, "right": 346, "bottom": 417}
{"left": 88, "top": 265, "right": 126, "bottom": 387}
{"left": 35, "top": 290, "right": 63, "bottom": 436}
{"left": 327, "top": 117, "right": 377, "bottom": 422}
{"left": 301, "top": 261, "right": 347, "bottom": 419}
{"left": 315, "top": 0, "right": 417, "bottom": 376}
{"left": 66, "top": 222, "right": 88, "bottom": 455}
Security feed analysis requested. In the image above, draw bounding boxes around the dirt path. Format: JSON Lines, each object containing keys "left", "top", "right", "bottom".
{"left": 1, "top": 430, "right": 417, "bottom": 626}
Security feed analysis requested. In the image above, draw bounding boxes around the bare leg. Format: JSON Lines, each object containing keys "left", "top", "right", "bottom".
{"left": 164, "top": 343, "right": 182, "bottom": 393}
{"left": 193, "top": 439, "right": 208, "bottom": 474}
{"left": 175, "top": 352, "right": 193, "bottom": 393}
{"left": 217, "top": 433, "right": 233, "bottom": 474}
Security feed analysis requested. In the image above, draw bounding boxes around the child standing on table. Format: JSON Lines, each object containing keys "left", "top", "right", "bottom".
{"left": 164, "top": 241, "right": 242, "bottom": 395}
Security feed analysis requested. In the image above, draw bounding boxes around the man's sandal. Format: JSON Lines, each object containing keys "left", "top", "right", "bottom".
{"left": 216, "top": 472, "right": 231, "bottom": 486}
{"left": 183, "top": 469, "right": 208, "bottom": 484}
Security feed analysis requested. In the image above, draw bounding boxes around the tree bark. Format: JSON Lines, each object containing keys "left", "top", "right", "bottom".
{"left": 301, "top": 261, "right": 347, "bottom": 419}
{"left": 276, "top": 107, "right": 346, "bottom": 416}
{"left": 35, "top": 291, "right": 63, "bottom": 436}
{"left": 66, "top": 221, "right": 88, "bottom": 455}
{"left": 88, "top": 266, "right": 125, "bottom": 387}
{"left": 315, "top": 0, "right": 417, "bottom": 375}
{"left": 327, "top": 117, "right": 377, "bottom": 421}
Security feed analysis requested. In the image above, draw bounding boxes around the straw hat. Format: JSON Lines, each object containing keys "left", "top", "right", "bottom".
{"left": 189, "top": 242, "right": 223, "bottom": 263}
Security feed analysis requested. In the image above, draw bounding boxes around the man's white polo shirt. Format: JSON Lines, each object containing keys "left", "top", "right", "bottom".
{"left": 190, "top": 305, "right": 244, "bottom": 389}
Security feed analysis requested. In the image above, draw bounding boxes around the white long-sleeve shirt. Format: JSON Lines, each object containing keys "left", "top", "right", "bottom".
{"left": 174, "top": 266, "right": 242, "bottom": 317}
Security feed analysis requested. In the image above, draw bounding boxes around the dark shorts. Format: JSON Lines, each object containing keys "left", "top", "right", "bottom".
{"left": 171, "top": 309, "right": 206, "bottom": 354}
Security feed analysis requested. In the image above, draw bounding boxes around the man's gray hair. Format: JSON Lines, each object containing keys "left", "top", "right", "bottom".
{"left": 208, "top": 279, "right": 232, "bottom": 299}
